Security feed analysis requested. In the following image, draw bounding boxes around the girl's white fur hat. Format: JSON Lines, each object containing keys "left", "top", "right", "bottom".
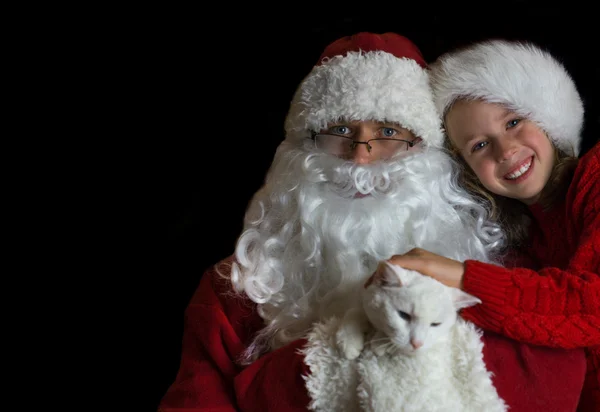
{"left": 284, "top": 32, "right": 444, "bottom": 148}
{"left": 429, "top": 39, "right": 584, "bottom": 156}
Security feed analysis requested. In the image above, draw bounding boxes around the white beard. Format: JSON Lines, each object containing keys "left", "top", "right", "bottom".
{"left": 230, "top": 139, "right": 504, "bottom": 363}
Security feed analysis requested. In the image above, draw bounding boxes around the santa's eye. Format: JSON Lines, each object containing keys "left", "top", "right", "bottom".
{"left": 381, "top": 127, "right": 398, "bottom": 137}
{"left": 329, "top": 125, "right": 351, "bottom": 135}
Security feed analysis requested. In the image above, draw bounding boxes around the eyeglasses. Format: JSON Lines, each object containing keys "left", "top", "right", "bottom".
{"left": 309, "top": 132, "right": 418, "bottom": 158}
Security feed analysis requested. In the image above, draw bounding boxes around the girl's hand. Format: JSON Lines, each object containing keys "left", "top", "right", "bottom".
{"left": 386, "top": 248, "right": 465, "bottom": 289}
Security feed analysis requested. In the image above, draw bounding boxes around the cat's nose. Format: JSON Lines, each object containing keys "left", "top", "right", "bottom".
{"left": 411, "top": 339, "right": 423, "bottom": 349}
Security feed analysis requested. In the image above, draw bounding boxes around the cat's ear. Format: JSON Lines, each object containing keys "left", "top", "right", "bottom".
{"left": 365, "top": 261, "right": 403, "bottom": 288}
{"left": 450, "top": 288, "right": 482, "bottom": 310}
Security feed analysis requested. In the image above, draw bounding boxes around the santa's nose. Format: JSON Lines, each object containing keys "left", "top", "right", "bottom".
{"left": 349, "top": 141, "right": 374, "bottom": 164}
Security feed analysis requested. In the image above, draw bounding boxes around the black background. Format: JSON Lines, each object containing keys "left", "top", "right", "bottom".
{"left": 152, "top": 5, "right": 598, "bottom": 410}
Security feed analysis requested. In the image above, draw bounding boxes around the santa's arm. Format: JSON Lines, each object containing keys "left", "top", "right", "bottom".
{"left": 234, "top": 340, "right": 310, "bottom": 411}
{"left": 158, "top": 261, "right": 311, "bottom": 412}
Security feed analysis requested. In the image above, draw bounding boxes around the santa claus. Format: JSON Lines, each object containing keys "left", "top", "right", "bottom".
{"left": 159, "top": 32, "right": 585, "bottom": 412}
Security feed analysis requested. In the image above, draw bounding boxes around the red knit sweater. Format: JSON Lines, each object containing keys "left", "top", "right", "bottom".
{"left": 158, "top": 256, "right": 587, "bottom": 412}
{"left": 461, "top": 141, "right": 600, "bottom": 412}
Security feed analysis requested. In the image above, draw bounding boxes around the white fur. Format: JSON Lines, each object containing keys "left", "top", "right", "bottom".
{"left": 302, "top": 317, "right": 361, "bottom": 412}
{"left": 336, "top": 262, "right": 482, "bottom": 359}
{"left": 429, "top": 39, "right": 583, "bottom": 156}
{"left": 302, "top": 264, "right": 507, "bottom": 412}
{"left": 230, "top": 138, "right": 505, "bottom": 363}
{"left": 356, "top": 321, "right": 506, "bottom": 412}
{"left": 284, "top": 51, "right": 444, "bottom": 148}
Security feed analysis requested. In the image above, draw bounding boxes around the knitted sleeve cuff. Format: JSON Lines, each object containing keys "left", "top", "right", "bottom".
{"left": 460, "top": 260, "right": 515, "bottom": 332}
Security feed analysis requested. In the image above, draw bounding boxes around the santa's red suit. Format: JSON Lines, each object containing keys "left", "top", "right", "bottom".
{"left": 158, "top": 257, "right": 586, "bottom": 412}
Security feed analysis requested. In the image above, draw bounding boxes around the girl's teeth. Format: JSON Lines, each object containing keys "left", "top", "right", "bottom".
{"left": 506, "top": 159, "right": 532, "bottom": 180}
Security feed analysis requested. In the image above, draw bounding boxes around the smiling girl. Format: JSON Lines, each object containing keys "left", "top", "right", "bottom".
{"left": 388, "top": 39, "right": 600, "bottom": 411}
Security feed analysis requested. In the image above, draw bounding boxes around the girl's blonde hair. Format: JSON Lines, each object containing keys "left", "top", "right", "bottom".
{"left": 443, "top": 123, "right": 579, "bottom": 246}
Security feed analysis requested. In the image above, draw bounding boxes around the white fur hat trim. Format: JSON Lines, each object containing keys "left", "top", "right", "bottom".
{"left": 284, "top": 51, "right": 444, "bottom": 148}
{"left": 430, "top": 40, "right": 583, "bottom": 156}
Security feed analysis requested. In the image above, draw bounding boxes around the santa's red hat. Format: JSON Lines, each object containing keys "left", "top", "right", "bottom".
{"left": 284, "top": 32, "right": 444, "bottom": 148}
{"left": 430, "top": 39, "right": 584, "bottom": 156}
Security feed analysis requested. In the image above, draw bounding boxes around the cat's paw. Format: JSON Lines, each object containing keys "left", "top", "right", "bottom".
{"left": 335, "top": 328, "right": 364, "bottom": 359}
{"left": 339, "top": 339, "right": 364, "bottom": 360}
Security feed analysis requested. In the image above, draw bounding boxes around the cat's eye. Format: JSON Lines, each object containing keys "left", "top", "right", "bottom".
{"left": 398, "top": 311, "right": 411, "bottom": 321}
{"left": 431, "top": 322, "right": 441, "bottom": 327}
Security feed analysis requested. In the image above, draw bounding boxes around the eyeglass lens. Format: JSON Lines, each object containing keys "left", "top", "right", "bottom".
{"left": 314, "top": 134, "right": 411, "bottom": 157}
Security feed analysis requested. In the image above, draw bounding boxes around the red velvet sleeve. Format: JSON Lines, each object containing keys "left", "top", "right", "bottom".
{"left": 480, "top": 331, "right": 586, "bottom": 412}
{"left": 234, "top": 340, "right": 310, "bottom": 411}
{"left": 158, "top": 259, "right": 311, "bottom": 412}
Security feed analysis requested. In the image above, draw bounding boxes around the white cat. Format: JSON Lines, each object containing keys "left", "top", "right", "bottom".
{"left": 301, "top": 261, "right": 507, "bottom": 411}
{"left": 335, "top": 260, "right": 481, "bottom": 360}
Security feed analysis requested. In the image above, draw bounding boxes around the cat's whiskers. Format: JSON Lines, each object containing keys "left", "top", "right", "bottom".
{"left": 372, "top": 340, "right": 398, "bottom": 355}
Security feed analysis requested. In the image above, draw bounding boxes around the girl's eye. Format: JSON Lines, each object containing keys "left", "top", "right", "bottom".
{"left": 431, "top": 322, "right": 441, "bottom": 327}
{"left": 507, "top": 118, "right": 521, "bottom": 129}
{"left": 398, "top": 311, "right": 411, "bottom": 321}
{"left": 471, "top": 141, "right": 488, "bottom": 152}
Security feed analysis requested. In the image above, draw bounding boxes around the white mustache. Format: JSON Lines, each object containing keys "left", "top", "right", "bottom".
{"left": 304, "top": 150, "right": 419, "bottom": 198}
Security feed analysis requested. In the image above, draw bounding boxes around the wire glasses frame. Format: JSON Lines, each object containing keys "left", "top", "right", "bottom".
{"left": 309, "top": 131, "right": 418, "bottom": 157}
